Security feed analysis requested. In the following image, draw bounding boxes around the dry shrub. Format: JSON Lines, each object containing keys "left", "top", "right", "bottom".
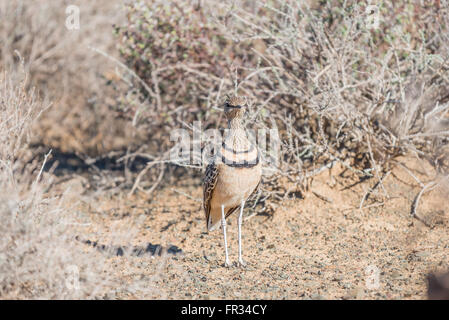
{"left": 114, "top": 1, "right": 256, "bottom": 154}
{"left": 0, "top": 0, "right": 133, "bottom": 155}
{"left": 0, "top": 71, "right": 46, "bottom": 162}
{"left": 116, "top": 0, "right": 449, "bottom": 206}
{"left": 0, "top": 71, "right": 179, "bottom": 299}
{"left": 0, "top": 70, "right": 74, "bottom": 298}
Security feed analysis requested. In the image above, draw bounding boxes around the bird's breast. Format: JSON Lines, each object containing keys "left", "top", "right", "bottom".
{"left": 212, "top": 161, "right": 262, "bottom": 208}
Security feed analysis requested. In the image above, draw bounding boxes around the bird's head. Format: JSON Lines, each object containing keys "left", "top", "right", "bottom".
{"left": 223, "top": 95, "right": 247, "bottom": 120}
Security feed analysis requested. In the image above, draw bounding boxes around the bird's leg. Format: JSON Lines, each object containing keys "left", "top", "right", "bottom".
{"left": 221, "top": 204, "right": 230, "bottom": 267}
{"left": 238, "top": 200, "right": 246, "bottom": 267}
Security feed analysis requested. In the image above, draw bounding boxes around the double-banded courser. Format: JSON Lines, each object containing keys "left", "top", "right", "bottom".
{"left": 203, "top": 95, "right": 262, "bottom": 267}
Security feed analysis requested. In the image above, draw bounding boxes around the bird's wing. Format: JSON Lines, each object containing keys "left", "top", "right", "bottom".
{"left": 248, "top": 180, "right": 261, "bottom": 201}
{"left": 203, "top": 161, "right": 219, "bottom": 227}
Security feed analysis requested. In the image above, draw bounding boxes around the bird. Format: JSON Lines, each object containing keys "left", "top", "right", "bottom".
{"left": 203, "top": 95, "right": 262, "bottom": 267}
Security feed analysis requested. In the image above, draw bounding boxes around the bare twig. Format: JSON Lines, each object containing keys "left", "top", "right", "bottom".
{"left": 411, "top": 181, "right": 439, "bottom": 222}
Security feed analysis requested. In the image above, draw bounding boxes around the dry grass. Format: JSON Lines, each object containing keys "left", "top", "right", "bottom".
{"left": 0, "top": 70, "right": 178, "bottom": 299}
{"left": 0, "top": 2, "right": 173, "bottom": 299}
{"left": 0, "top": 0, "right": 139, "bottom": 155}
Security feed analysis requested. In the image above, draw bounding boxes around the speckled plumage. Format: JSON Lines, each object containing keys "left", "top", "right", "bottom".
{"left": 203, "top": 95, "right": 262, "bottom": 231}
{"left": 202, "top": 95, "right": 262, "bottom": 266}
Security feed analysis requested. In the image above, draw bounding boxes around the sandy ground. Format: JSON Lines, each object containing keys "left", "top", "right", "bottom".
{"left": 70, "top": 156, "right": 448, "bottom": 300}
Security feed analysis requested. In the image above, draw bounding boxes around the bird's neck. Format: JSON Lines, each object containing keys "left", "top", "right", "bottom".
{"left": 228, "top": 118, "right": 244, "bottom": 130}
{"left": 225, "top": 118, "right": 250, "bottom": 152}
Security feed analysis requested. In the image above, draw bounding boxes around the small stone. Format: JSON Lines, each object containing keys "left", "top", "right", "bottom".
{"left": 415, "top": 251, "right": 430, "bottom": 258}
{"left": 344, "top": 287, "right": 365, "bottom": 300}
{"left": 303, "top": 281, "right": 319, "bottom": 288}
{"left": 278, "top": 272, "right": 289, "bottom": 280}
{"left": 332, "top": 275, "right": 343, "bottom": 282}
{"left": 342, "top": 282, "right": 352, "bottom": 289}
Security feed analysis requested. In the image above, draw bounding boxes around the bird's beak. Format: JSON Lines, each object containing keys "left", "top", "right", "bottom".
{"left": 224, "top": 103, "right": 244, "bottom": 109}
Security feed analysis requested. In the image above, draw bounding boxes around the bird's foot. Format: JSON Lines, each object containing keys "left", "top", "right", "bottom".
{"left": 238, "top": 258, "right": 247, "bottom": 268}
{"left": 223, "top": 259, "right": 231, "bottom": 268}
